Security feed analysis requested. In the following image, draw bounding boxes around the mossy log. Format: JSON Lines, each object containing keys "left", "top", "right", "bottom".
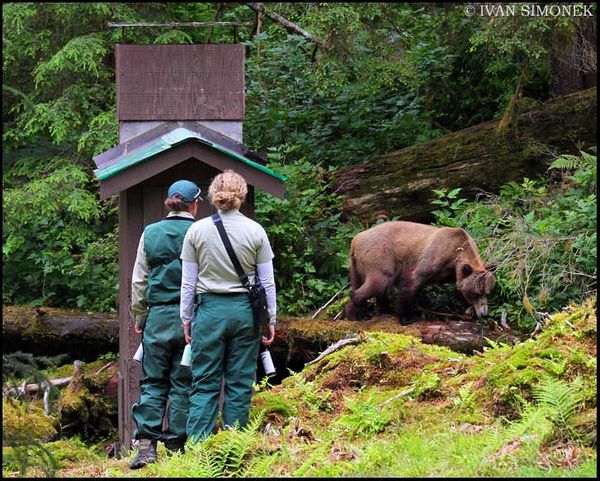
{"left": 2, "top": 305, "right": 118, "bottom": 361}
{"left": 269, "top": 315, "right": 524, "bottom": 381}
{"left": 335, "top": 87, "right": 597, "bottom": 224}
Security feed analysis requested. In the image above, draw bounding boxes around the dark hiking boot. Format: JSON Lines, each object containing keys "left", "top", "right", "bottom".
{"left": 129, "top": 439, "right": 157, "bottom": 469}
{"left": 164, "top": 438, "right": 186, "bottom": 455}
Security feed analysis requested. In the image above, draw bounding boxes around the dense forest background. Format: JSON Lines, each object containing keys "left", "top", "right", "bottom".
{"left": 2, "top": 2, "right": 597, "bottom": 330}
{"left": 2, "top": 3, "right": 597, "bottom": 478}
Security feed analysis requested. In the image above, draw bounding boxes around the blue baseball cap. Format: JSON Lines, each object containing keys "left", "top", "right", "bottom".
{"left": 167, "top": 180, "right": 202, "bottom": 202}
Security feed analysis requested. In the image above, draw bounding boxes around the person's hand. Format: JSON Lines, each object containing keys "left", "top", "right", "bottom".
{"left": 261, "top": 324, "right": 275, "bottom": 346}
{"left": 134, "top": 324, "right": 143, "bottom": 334}
{"left": 182, "top": 322, "right": 192, "bottom": 344}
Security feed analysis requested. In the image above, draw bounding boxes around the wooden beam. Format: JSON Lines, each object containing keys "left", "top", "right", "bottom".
{"left": 244, "top": 3, "right": 331, "bottom": 51}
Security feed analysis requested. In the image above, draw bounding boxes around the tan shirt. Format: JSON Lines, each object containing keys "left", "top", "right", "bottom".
{"left": 129, "top": 211, "right": 195, "bottom": 328}
{"left": 180, "top": 209, "right": 274, "bottom": 294}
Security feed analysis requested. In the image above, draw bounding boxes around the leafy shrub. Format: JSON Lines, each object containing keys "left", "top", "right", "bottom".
{"left": 255, "top": 149, "right": 362, "bottom": 316}
{"left": 2, "top": 156, "right": 118, "bottom": 311}
{"left": 430, "top": 150, "right": 596, "bottom": 330}
{"left": 244, "top": 30, "right": 444, "bottom": 170}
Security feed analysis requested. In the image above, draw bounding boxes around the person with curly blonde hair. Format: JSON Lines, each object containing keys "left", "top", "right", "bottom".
{"left": 179, "top": 169, "right": 277, "bottom": 441}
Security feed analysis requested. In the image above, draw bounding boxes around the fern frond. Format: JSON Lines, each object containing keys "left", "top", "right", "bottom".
{"left": 548, "top": 151, "right": 596, "bottom": 172}
{"left": 185, "top": 442, "right": 221, "bottom": 478}
{"left": 532, "top": 377, "right": 582, "bottom": 429}
{"left": 548, "top": 154, "right": 581, "bottom": 171}
{"left": 218, "top": 411, "right": 265, "bottom": 476}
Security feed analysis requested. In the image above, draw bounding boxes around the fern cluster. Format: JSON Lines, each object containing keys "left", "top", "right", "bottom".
{"left": 532, "top": 377, "right": 584, "bottom": 440}
{"left": 145, "top": 411, "right": 265, "bottom": 478}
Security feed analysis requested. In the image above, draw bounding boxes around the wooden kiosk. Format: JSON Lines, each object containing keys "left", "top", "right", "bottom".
{"left": 92, "top": 44, "right": 286, "bottom": 448}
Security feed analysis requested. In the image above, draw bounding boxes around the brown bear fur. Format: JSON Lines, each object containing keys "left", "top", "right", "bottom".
{"left": 344, "top": 221, "right": 496, "bottom": 323}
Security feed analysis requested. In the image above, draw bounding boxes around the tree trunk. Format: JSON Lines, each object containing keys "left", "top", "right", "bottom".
{"left": 2, "top": 305, "right": 118, "bottom": 361}
{"left": 550, "top": 17, "right": 597, "bottom": 96}
{"left": 334, "top": 87, "right": 597, "bottom": 224}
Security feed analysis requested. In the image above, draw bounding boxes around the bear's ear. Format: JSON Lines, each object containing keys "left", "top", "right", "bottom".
{"left": 461, "top": 263, "right": 473, "bottom": 277}
{"left": 486, "top": 261, "right": 497, "bottom": 272}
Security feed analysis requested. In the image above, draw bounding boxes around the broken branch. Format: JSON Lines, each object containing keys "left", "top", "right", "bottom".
{"left": 312, "top": 283, "right": 350, "bottom": 319}
{"left": 305, "top": 337, "right": 360, "bottom": 366}
{"left": 244, "top": 3, "right": 331, "bottom": 51}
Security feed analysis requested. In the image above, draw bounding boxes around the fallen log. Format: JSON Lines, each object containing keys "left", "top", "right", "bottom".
{"left": 2, "top": 305, "right": 118, "bottom": 361}
{"left": 335, "top": 87, "right": 597, "bottom": 224}
{"left": 269, "top": 315, "right": 525, "bottom": 381}
{"left": 3, "top": 306, "right": 523, "bottom": 380}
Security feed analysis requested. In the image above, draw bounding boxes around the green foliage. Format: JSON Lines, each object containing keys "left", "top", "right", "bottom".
{"left": 2, "top": 433, "right": 58, "bottom": 478}
{"left": 2, "top": 156, "right": 117, "bottom": 310}
{"left": 145, "top": 411, "right": 265, "bottom": 478}
{"left": 531, "top": 377, "right": 584, "bottom": 440}
{"left": 412, "top": 372, "right": 441, "bottom": 400}
{"left": 96, "top": 352, "right": 118, "bottom": 363}
{"left": 255, "top": 150, "right": 361, "bottom": 316}
{"left": 430, "top": 187, "right": 467, "bottom": 227}
{"left": 336, "top": 394, "right": 391, "bottom": 438}
{"left": 1, "top": 351, "right": 69, "bottom": 477}
{"left": 244, "top": 22, "right": 443, "bottom": 168}
{"left": 468, "top": 10, "right": 570, "bottom": 109}
{"left": 2, "top": 436, "right": 102, "bottom": 477}
{"left": 430, "top": 150, "right": 597, "bottom": 330}
{"left": 284, "top": 370, "right": 333, "bottom": 415}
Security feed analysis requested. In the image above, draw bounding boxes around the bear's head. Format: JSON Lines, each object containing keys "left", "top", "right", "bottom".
{"left": 456, "top": 262, "right": 496, "bottom": 318}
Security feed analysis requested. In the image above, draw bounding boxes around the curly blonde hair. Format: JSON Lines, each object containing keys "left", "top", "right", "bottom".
{"left": 208, "top": 170, "right": 248, "bottom": 211}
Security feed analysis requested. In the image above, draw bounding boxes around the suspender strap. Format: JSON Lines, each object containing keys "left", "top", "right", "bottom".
{"left": 211, "top": 213, "right": 251, "bottom": 290}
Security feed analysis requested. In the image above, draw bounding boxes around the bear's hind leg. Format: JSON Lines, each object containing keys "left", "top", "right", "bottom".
{"left": 346, "top": 274, "right": 391, "bottom": 320}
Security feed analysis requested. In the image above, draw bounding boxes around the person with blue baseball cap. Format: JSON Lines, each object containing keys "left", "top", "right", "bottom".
{"left": 128, "top": 179, "right": 201, "bottom": 469}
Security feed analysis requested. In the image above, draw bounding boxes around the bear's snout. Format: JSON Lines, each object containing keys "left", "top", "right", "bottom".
{"left": 473, "top": 301, "right": 488, "bottom": 318}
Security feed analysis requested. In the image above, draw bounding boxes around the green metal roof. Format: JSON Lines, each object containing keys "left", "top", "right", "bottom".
{"left": 94, "top": 127, "right": 287, "bottom": 182}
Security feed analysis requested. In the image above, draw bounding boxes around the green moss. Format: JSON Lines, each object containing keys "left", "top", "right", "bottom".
{"left": 2, "top": 398, "right": 58, "bottom": 443}
{"left": 412, "top": 372, "right": 441, "bottom": 400}
{"left": 251, "top": 391, "right": 296, "bottom": 421}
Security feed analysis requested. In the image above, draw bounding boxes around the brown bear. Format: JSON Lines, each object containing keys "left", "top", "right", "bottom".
{"left": 344, "top": 221, "right": 496, "bottom": 324}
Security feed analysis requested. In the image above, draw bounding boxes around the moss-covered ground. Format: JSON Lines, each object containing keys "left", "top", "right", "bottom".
{"left": 2, "top": 299, "right": 596, "bottom": 477}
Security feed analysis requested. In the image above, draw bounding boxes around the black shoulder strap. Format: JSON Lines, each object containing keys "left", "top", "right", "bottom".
{"left": 211, "top": 213, "right": 251, "bottom": 290}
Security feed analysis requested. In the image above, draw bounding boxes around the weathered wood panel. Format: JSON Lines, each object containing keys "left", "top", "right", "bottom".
{"left": 116, "top": 44, "right": 245, "bottom": 121}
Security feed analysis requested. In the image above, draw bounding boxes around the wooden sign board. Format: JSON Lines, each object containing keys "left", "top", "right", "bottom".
{"left": 116, "top": 44, "right": 244, "bottom": 121}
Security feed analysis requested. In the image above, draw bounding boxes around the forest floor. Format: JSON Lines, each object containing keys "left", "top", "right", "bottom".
{"left": 2, "top": 298, "right": 596, "bottom": 478}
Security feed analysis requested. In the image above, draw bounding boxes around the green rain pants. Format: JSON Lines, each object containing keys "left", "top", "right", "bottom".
{"left": 187, "top": 293, "right": 261, "bottom": 442}
{"left": 132, "top": 304, "right": 191, "bottom": 443}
